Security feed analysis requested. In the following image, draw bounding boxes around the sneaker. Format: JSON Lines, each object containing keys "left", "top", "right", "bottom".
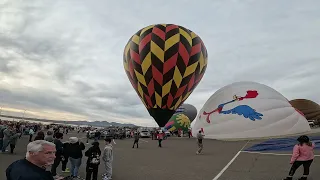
{"left": 61, "top": 168, "right": 70, "bottom": 173}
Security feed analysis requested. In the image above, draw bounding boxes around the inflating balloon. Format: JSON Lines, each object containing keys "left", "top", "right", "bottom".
{"left": 164, "top": 113, "right": 191, "bottom": 132}
{"left": 124, "top": 24, "right": 207, "bottom": 127}
{"left": 290, "top": 99, "right": 320, "bottom": 121}
{"left": 175, "top": 103, "right": 197, "bottom": 122}
{"left": 192, "top": 81, "right": 311, "bottom": 140}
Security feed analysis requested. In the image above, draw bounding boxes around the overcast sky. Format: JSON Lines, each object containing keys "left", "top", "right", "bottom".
{"left": 0, "top": 0, "right": 319, "bottom": 126}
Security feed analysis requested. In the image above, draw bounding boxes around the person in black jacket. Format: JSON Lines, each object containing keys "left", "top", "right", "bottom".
{"left": 61, "top": 141, "right": 70, "bottom": 173}
{"left": 6, "top": 140, "right": 56, "bottom": 180}
{"left": 67, "top": 137, "right": 85, "bottom": 178}
{"left": 34, "top": 131, "right": 45, "bottom": 141}
{"left": 85, "top": 141, "right": 101, "bottom": 180}
{"left": 51, "top": 132, "right": 64, "bottom": 177}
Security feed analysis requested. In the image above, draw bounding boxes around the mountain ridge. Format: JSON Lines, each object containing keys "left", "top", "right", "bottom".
{"left": 0, "top": 115, "right": 138, "bottom": 127}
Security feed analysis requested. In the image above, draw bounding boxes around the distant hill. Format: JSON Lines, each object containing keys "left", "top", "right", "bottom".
{"left": 0, "top": 115, "right": 138, "bottom": 127}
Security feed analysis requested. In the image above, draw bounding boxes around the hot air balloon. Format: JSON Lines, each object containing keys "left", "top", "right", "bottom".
{"left": 175, "top": 103, "right": 197, "bottom": 122}
{"left": 123, "top": 24, "right": 207, "bottom": 127}
{"left": 289, "top": 99, "right": 320, "bottom": 121}
{"left": 192, "top": 81, "right": 311, "bottom": 140}
{"left": 164, "top": 113, "right": 191, "bottom": 132}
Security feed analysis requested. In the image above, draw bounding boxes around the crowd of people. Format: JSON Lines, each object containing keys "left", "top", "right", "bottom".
{"left": 0, "top": 119, "right": 317, "bottom": 180}
{"left": 0, "top": 120, "right": 114, "bottom": 180}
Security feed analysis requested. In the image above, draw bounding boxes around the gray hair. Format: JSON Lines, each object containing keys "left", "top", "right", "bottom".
{"left": 26, "top": 140, "right": 55, "bottom": 158}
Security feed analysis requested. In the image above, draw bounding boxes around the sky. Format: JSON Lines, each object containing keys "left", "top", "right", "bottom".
{"left": 0, "top": 0, "right": 319, "bottom": 126}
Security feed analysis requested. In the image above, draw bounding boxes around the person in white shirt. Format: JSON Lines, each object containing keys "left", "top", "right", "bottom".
{"left": 29, "top": 128, "right": 35, "bottom": 142}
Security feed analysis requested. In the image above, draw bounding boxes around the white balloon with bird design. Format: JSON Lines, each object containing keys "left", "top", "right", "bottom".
{"left": 191, "top": 81, "right": 311, "bottom": 140}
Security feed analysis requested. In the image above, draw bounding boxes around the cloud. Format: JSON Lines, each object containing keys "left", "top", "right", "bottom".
{"left": 0, "top": 0, "right": 319, "bottom": 126}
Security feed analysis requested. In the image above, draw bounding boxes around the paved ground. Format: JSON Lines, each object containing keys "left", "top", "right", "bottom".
{"left": 0, "top": 131, "right": 319, "bottom": 180}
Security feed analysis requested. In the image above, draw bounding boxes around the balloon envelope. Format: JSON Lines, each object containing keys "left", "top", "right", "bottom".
{"left": 175, "top": 103, "right": 197, "bottom": 121}
{"left": 123, "top": 24, "right": 208, "bottom": 127}
{"left": 290, "top": 99, "right": 320, "bottom": 121}
{"left": 192, "top": 81, "right": 311, "bottom": 140}
{"left": 164, "top": 113, "right": 191, "bottom": 132}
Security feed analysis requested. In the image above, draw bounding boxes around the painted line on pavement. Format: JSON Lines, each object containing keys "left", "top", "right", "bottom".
{"left": 212, "top": 140, "right": 250, "bottom": 180}
{"left": 241, "top": 151, "right": 320, "bottom": 157}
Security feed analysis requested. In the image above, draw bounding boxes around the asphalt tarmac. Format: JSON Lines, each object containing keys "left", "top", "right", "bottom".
{"left": 0, "top": 132, "right": 319, "bottom": 180}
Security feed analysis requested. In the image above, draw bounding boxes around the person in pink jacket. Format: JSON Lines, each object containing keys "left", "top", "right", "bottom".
{"left": 283, "top": 135, "right": 315, "bottom": 180}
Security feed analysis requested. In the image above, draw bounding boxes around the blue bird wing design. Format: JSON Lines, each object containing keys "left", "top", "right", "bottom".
{"left": 220, "top": 105, "right": 263, "bottom": 121}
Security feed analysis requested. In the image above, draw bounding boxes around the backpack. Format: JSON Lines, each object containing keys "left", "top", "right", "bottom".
{"left": 89, "top": 151, "right": 100, "bottom": 165}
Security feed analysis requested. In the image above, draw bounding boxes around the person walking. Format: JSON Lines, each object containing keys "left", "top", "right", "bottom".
{"left": 0, "top": 125, "right": 6, "bottom": 150}
{"left": 9, "top": 128, "right": 21, "bottom": 154}
{"left": 196, "top": 130, "right": 204, "bottom": 155}
{"left": 283, "top": 135, "right": 315, "bottom": 180}
{"left": 157, "top": 130, "right": 164, "bottom": 148}
{"left": 132, "top": 132, "right": 140, "bottom": 148}
{"left": 2, "top": 125, "right": 14, "bottom": 153}
{"left": 29, "top": 128, "right": 35, "bottom": 142}
{"left": 85, "top": 141, "right": 101, "bottom": 180}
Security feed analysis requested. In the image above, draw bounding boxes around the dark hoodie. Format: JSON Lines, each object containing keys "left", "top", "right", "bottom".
{"left": 85, "top": 142, "right": 101, "bottom": 167}
{"left": 67, "top": 141, "right": 85, "bottom": 159}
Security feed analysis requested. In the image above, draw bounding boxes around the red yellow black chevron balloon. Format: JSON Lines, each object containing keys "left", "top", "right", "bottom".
{"left": 123, "top": 24, "right": 208, "bottom": 127}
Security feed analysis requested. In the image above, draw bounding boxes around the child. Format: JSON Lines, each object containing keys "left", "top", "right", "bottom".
{"left": 283, "top": 135, "right": 315, "bottom": 180}
{"left": 102, "top": 138, "right": 113, "bottom": 180}
{"left": 85, "top": 141, "right": 101, "bottom": 180}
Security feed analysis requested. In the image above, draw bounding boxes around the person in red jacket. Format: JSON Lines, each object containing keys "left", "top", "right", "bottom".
{"left": 157, "top": 130, "right": 164, "bottom": 147}
{"left": 283, "top": 135, "right": 315, "bottom": 180}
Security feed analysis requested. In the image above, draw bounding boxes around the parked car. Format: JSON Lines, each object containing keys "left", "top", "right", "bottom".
{"left": 140, "top": 130, "right": 151, "bottom": 138}
{"left": 165, "top": 131, "right": 171, "bottom": 137}
{"left": 308, "top": 120, "right": 316, "bottom": 128}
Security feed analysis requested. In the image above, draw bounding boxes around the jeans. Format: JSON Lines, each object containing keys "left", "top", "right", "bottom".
{"left": 158, "top": 139, "right": 162, "bottom": 147}
{"left": 62, "top": 156, "right": 69, "bottom": 171}
{"left": 132, "top": 140, "right": 139, "bottom": 148}
{"left": 0, "top": 139, "right": 3, "bottom": 150}
{"left": 29, "top": 134, "right": 33, "bottom": 142}
{"left": 1, "top": 139, "right": 9, "bottom": 152}
{"left": 197, "top": 142, "right": 203, "bottom": 153}
{"left": 69, "top": 157, "right": 82, "bottom": 176}
{"left": 10, "top": 144, "right": 15, "bottom": 154}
